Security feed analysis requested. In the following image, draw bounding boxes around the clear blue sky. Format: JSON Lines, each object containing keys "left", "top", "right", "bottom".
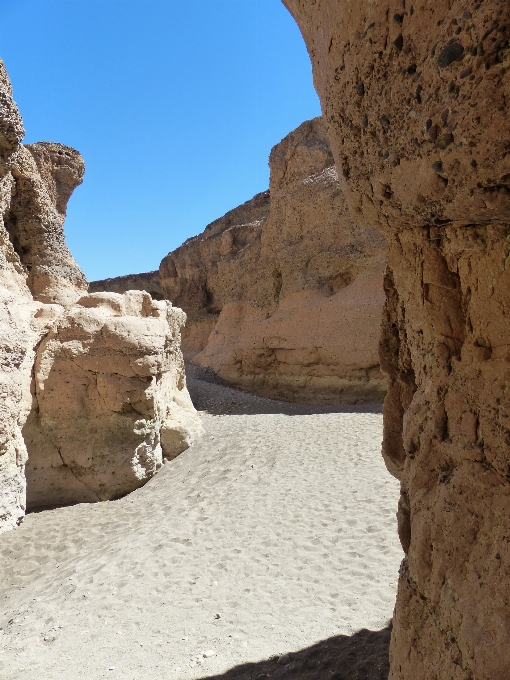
{"left": 0, "top": 0, "right": 320, "bottom": 281}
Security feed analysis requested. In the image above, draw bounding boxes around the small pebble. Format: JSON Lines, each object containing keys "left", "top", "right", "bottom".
{"left": 203, "top": 649, "right": 216, "bottom": 658}
{"left": 277, "top": 654, "right": 290, "bottom": 665}
{"left": 214, "top": 613, "right": 221, "bottom": 619}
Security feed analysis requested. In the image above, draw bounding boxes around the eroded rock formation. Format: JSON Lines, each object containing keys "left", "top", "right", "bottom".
{"left": 159, "top": 118, "right": 387, "bottom": 404}
{"left": 283, "top": 1, "right": 510, "bottom": 678}
{"left": 24, "top": 291, "right": 200, "bottom": 509}
{"left": 0, "top": 61, "right": 201, "bottom": 531}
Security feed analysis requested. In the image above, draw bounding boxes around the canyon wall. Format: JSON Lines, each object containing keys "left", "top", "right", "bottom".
{"left": 89, "top": 271, "right": 163, "bottom": 300}
{"left": 159, "top": 118, "right": 388, "bottom": 404}
{"left": 0, "top": 61, "right": 201, "bottom": 530}
{"left": 282, "top": 1, "right": 510, "bottom": 678}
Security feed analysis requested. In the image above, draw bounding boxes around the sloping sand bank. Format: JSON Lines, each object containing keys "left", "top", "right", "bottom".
{"left": 0, "top": 368, "right": 402, "bottom": 679}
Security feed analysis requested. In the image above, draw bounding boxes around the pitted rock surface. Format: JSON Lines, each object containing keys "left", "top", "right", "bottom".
{"left": 283, "top": 1, "right": 510, "bottom": 678}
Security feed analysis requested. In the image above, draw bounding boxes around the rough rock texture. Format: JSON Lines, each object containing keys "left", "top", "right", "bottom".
{"left": 0, "top": 59, "right": 39, "bottom": 532}
{"left": 24, "top": 291, "right": 201, "bottom": 509}
{"left": 283, "top": 1, "right": 510, "bottom": 678}
{"left": 160, "top": 118, "right": 387, "bottom": 404}
{"left": 8, "top": 142, "right": 88, "bottom": 306}
{"left": 0, "top": 60, "right": 201, "bottom": 530}
{"left": 89, "top": 271, "right": 164, "bottom": 300}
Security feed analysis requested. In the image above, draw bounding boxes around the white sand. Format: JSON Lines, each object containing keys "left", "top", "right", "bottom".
{"left": 0, "top": 371, "right": 402, "bottom": 680}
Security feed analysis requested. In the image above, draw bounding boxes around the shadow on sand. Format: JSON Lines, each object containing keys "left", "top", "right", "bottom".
{"left": 198, "top": 625, "right": 391, "bottom": 680}
{"left": 185, "top": 363, "right": 383, "bottom": 417}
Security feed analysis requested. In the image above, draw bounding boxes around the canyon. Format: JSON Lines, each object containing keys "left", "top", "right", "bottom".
{"left": 0, "top": 60, "right": 201, "bottom": 531}
{"left": 0, "top": 0, "right": 507, "bottom": 677}
{"left": 283, "top": 1, "right": 510, "bottom": 678}
{"left": 94, "top": 117, "right": 388, "bottom": 405}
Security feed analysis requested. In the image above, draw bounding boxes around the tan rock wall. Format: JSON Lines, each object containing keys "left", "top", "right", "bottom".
{"left": 89, "top": 271, "right": 164, "bottom": 300}
{"left": 283, "top": 1, "right": 510, "bottom": 678}
{"left": 160, "top": 118, "right": 387, "bottom": 404}
{"left": 0, "top": 59, "right": 38, "bottom": 532}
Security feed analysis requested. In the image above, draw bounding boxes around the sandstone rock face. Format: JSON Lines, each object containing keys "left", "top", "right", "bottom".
{"left": 8, "top": 142, "right": 88, "bottom": 306}
{"left": 160, "top": 118, "right": 387, "bottom": 404}
{"left": 283, "top": 1, "right": 510, "bottom": 678}
{"left": 0, "top": 59, "right": 38, "bottom": 532}
{"left": 24, "top": 291, "right": 201, "bottom": 509}
{"left": 0, "top": 60, "right": 201, "bottom": 530}
{"left": 89, "top": 271, "right": 164, "bottom": 300}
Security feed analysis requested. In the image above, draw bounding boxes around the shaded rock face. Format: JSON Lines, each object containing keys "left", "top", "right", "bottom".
{"left": 89, "top": 271, "right": 164, "bottom": 300}
{"left": 160, "top": 118, "right": 387, "bottom": 404}
{"left": 283, "top": 1, "right": 510, "bottom": 678}
{"left": 0, "top": 61, "right": 201, "bottom": 530}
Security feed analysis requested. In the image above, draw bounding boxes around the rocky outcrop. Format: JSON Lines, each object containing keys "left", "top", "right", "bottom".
{"left": 283, "top": 1, "right": 510, "bottom": 678}
{"left": 159, "top": 118, "right": 387, "bottom": 404}
{"left": 24, "top": 291, "right": 200, "bottom": 509}
{"left": 0, "top": 61, "right": 201, "bottom": 530}
{"left": 0, "top": 59, "right": 40, "bottom": 532}
{"left": 89, "top": 271, "right": 164, "bottom": 300}
{"left": 7, "top": 142, "right": 88, "bottom": 306}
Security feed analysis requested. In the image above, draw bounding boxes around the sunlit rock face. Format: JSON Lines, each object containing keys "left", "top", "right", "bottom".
{"left": 0, "top": 60, "right": 201, "bottom": 531}
{"left": 0, "top": 59, "right": 39, "bottom": 533}
{"left": 282, "top": 1, "right": 510, "bottom": 678}
{"left": 159, "top": 117, "right": 387, "bottom": 404}
{"left": 24, "top": 291, "right": 202, "bottom": 510}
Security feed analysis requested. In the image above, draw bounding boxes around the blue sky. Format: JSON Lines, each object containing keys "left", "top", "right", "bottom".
{"left": 0, "top": 0, "right": 320, "bottom": 281}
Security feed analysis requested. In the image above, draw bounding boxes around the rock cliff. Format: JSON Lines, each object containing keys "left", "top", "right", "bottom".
{"left": 159, "top": 118, "right": 388, "bottom": 404}
{"left": 0, "top": 61, "right": 201, "bottom": 531}
{"left": 89, "top": 271, "right": 163, "bottom": 300}
{"left": 283, "top": 1, "right": 510, "bottom": 678}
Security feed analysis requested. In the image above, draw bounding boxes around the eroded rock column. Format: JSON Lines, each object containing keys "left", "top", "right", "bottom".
{"left": 283, "top": 1, "right": 510, "bottom": 677}
{"left": 0, "top": 60, "right": 39, "bottom": 532}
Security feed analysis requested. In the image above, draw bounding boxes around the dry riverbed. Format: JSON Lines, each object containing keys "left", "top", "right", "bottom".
{"left": 0, "top": 367, "right": 402, "bottom": 680}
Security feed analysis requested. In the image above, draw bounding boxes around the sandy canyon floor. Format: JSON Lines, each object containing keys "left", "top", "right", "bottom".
{"left": 0, "top": 367, "right": 402, "bottom": 680}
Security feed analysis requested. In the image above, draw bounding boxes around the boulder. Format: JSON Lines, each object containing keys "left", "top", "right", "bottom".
{"left": 283, "top": 1, "right": 510, "bottom": 678}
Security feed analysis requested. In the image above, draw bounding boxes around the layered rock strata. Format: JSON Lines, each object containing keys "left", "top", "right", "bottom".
{"left": 159, "top": 118, "right": 388, "bottom": 404}
{"left": 0, "top": 61, "right": 201, "bottom": 531}
{"left": 283, "top": 1, "right": 510, "bottom": 678}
